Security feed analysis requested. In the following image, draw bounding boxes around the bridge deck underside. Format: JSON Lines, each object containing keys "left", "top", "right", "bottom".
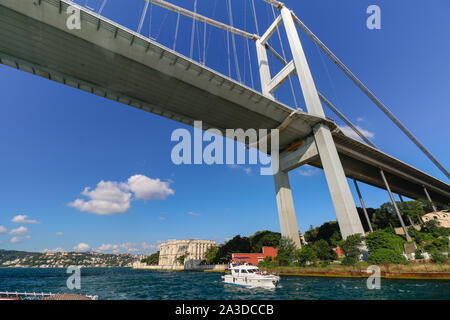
{"left": 0, "top": 0, "right": 449, "bottom": 206}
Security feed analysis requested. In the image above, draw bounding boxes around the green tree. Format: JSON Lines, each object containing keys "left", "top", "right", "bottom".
{"left": 176, "top": 252, "right": 189, "bottom": 265}
{"left": 305, "top": 225, "right": 318, "bottom": 243}
{"left": 277, "top": 237, "right": 296, "bottom": 266}
{"left": 417, "top": 198, "right": 435, "bottom": 213}
{"left": 304, "top": 221, "right": 342, "bottom": 246}
{"left": 398, "top": 200, "right": 425, "bottom": 225}
{"left": 204, "top": 246, "right": 218, "bottom": 264}
{"left": 294, "top": 246, "right": 317, "bottom": 266}
{"left": 365, "top": 230, "right": 406, "bottom": 255}
{"left": 372, "top": 203, "right": 401, "bottom": 230}
{"left": 368, "top": 248, "right": 407, "bottom": 264}
{"left": 421, "top": 220, "right": 440, "bottom": 233}
{"left": 340, "top": 234, "right": 363, "bottom": 266}
{"left": 313, "top": 239, "right": 337, "bottom": 263}
{"left": 408, "top": 226, "right": 435, "bottom": 245}
{"left": 213, "top": 235, "right": 251, "bottom": 264}
{"left": 258, "top": 256, "right": 277, "bottom": 268}
{"left": 424, "top": 237, "right": 449, "bottom": 253}
{"left": 249, "top": 231, "right": 281, "bottom": 253}
{"left": 142, "top": 251, "right": 159, "bottom": 265}
{"left": 414, "top": 249, "right": 424, "bottom": 260}
{"left": 430, "top": 250, "right": 447, "bottom": 264}
{"left": 357, "top": 207, "right": 376, "bottom": 232}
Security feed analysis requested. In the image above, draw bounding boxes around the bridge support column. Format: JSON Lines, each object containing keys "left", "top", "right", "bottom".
{"left": 379, "top": 168, "right": 412, "bottom": 241}
{"left": 398, "top": 194, "right": 415, "bottom": 226}
{"left": 255, "top": 5, "right": 365, "bottom": 241}
{"left": 353, "top": 179, "right": 373, "bottom": 233}
{"left": 281, "top": 6, "right": 364, "bottom": 239}
{"left": 423, "top": 186, "right": 437, "bottom": 212}
{"left": 312, "top": 124, "right": 365, "bottom": 238}
{"left": 273, "top": 170, "right": 301, "bottom": 248}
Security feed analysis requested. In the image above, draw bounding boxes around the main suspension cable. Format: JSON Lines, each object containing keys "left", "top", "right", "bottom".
{"left": 137, "top": 0, "right": 149, "bottom": 34}
{"left": 227, "top": 0, "right": 242, "bottom": 83}
{"left": 148, "top": 1, "right": 153, "bottom": 38}
{"left": 98, "top": 0, "right": 107, "bottom": 15}
{"left": 173, "top": 12, "right": 180, "bottom": 51}
{"left": 292, "top": 12, "right": 450, "bottom": 179}
{"left": 189, "top": 0, "right": 197, "bottom": 59}
{"left": 250, "top": 0, "right": 260, "bottom": 36}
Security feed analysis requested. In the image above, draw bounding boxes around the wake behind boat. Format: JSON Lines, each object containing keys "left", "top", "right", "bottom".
{"left": 222, "top": 262, "right": 280, "bottom": 288}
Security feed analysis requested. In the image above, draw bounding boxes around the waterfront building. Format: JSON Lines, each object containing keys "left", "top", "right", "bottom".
{"left": 422, "top": 211, "right": 450, "bottom": 228}
{"left": 333, "top": 247, "right": 344, "bottom": 258}
{"left": 300, "top": 234, "right": 307, "bottom": 246}
{"left": 158, "top": 239, "right": 216, "bottom": 266}
{"left": 231, "top": 247, "right": 278, "bottom": 266}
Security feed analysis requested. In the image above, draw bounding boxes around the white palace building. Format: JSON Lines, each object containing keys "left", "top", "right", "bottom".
{"left": 158, "top": 239, "right": 216, "bottom": 267}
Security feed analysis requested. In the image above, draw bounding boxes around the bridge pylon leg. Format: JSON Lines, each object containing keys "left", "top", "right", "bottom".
{"left": 312, "top": 123, "right": 365, "bottom": 238}
{"left": 273, "top": 170, "right": 302, "bottom": 248}
{"left": 256, "top": 5, "right": 366, "bottom": 240}
{"left": 281, "top": 6, "right": 365, "bottom": 239}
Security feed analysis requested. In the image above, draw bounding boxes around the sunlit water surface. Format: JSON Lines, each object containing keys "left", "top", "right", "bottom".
{"left": 0, "top": 267, "right": 448, "bottom": 300}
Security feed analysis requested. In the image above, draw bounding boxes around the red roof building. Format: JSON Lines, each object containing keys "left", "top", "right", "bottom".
{"left": 334, "top": 247, "right": 344, "bottom": 258}
{"left": 231, "top": 247, "right": 278, "bottom": 266}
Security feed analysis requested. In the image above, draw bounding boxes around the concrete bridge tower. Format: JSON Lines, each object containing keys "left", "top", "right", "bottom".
{"left": 255, "top": 5, "right": 365, "bottom": 247}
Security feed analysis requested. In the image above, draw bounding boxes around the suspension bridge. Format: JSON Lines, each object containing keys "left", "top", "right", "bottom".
{"left": 0, "top": 0, "right": 448, "bottom": 246}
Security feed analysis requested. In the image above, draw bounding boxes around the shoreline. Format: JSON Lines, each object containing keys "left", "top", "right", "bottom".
{"left": 203, "top": 269, "right": 450, "bottom": 280}
{"left": 257, "top": 263, "right": 450, "bottom": 280}
{"left": 2, "top": 266, "right": 449, "bottom": 280}
{"left": 136, "top": 267, "right": 450, "bottom": 280}
{"left": 268, "top": 270, "right": 450, "bottom": 280}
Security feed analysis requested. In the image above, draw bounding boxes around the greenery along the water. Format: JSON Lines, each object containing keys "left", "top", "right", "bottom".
{"left": 140, "top": 199, "right": 450, "bottom": 267}
{"left": 141, "top": 251, "right": 159, "bottom": 265}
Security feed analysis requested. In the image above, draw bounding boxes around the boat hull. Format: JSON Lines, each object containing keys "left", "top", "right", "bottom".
{"left": 222, "top": 274, "right": 279, "bottom": 288}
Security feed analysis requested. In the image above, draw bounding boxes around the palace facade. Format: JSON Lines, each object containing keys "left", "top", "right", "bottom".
{"left": 158, "top": 239, "right": 216, "bottom": 266}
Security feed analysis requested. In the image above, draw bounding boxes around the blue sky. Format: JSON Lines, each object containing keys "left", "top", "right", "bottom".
{"left": 0, "top": 0, "right": 449, "bottom": 254}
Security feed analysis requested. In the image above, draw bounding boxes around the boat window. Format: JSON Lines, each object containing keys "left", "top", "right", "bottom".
{"left": 241, "top": 269, "right": 248, "bottom": 273}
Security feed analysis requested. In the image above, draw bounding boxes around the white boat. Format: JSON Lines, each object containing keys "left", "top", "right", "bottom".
{"left": 222, "top": 263, "right": 280, "bottom": 288}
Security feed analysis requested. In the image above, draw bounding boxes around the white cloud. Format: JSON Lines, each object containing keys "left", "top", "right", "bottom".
{"left": 298, "top": 165, "right": 320, "bottom": 177}
{"left": 120, "top": 242, "right": 159, "bottom": 253}
{"left": 187, "top": 211, "right": 201, "bottom": 216}
{"left": 7, "top": 226, "right": 30, "bottom": 244}
{"left": 69, "top": 175, "right": 174, "bottom": 215}
{"left": 356, "top": 117, "right": 365, "bottom": 122}
{"left": 69, "top": 180, "right": 132, "bottom": 215}
{"left": 9, "top": 226, "right": 28, "bottom": 236}
{"left": 10, "top": 237, "right": 21, "bottom": 244}
{"left": 10, "top": 235, "right": 31, "bottom": 244}
{"left": 125, "top": 174, "right": 174, "bottom": 200}
{"left": 158, "top": 217, "right": 166, "bottom": 221}
{"left": 340, "top": 125, "right": 375, "bottom": 142}
{"left": 73, "top": 242, "right": 90, "bottom": 251}
{"left": 80, "top": 181, "right": 131, "bottom": 214}
{"left": 56, "top": 232, "right": 64, "bottom": 236}
{"left": 41, "top": 248, "right": 67, "bottom": 253}
{"left": 11, "top": 215, "right": 40, "bottom": 224}
{"left": 0, "top": 225, "right": 7, "bottom": 234}
{"left": 96, "top": 242, "right": 159, "bottom": 253}
{"left": 97, "top": 244, "right": 119, "bottom": 251}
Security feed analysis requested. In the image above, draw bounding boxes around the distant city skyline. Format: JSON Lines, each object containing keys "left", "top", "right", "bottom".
{"left": 1, "top": 0, "right": 449, "bottom": 254}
